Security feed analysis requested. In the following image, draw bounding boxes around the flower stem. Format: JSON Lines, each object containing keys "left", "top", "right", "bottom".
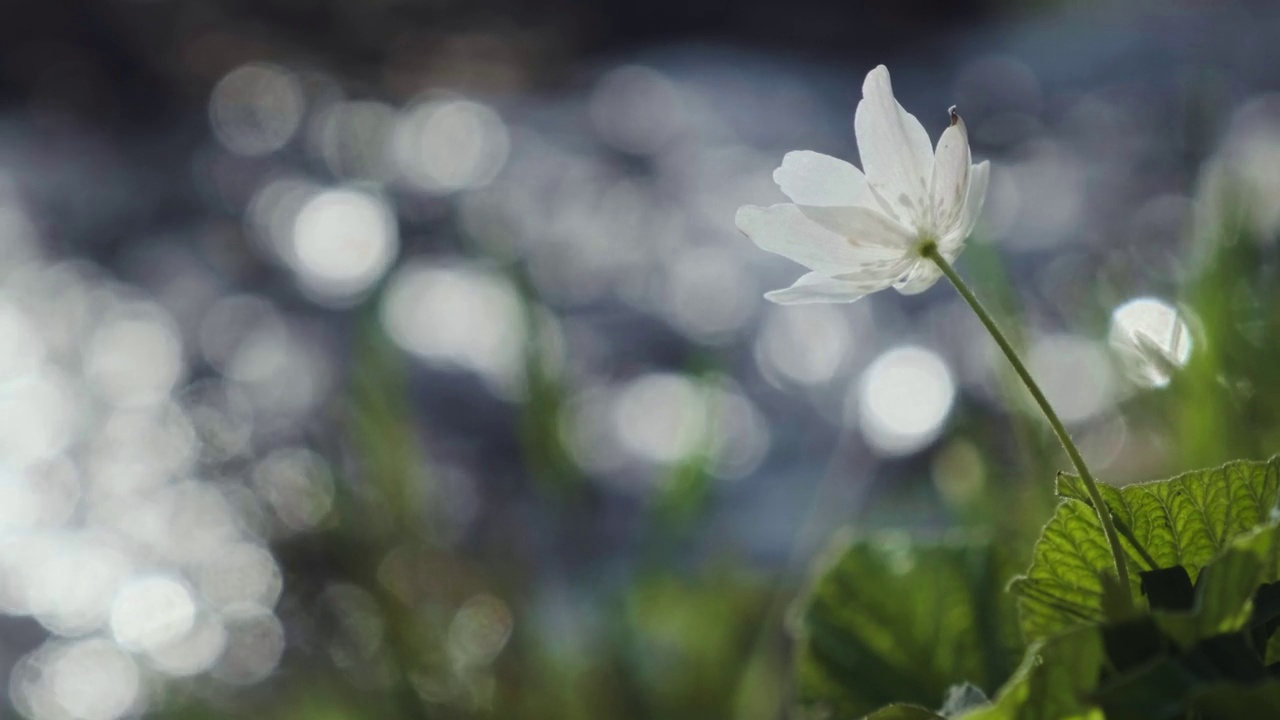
{"left": 923, "top": 244, "right": 1132, "bottom": 605}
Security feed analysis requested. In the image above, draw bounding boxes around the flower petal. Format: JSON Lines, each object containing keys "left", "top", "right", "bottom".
{"left": 894, "top": 243, "right": 963, "bottom": 295}
{"left": 855, "top": 66, "right": 934, "bottom": 228}
{"left": 892, "top": 259, "right": 945, "bottom": 295}
{"left": 764, "top": 272, "right": 889, "bottom": 305}
{"left": 797, "top": 205, "right": 915, "bottom": 252}
{"left": 736, "top": 203, "right": 907, "bottom": 276}
{"left": 773, "top": 151, "right": 876, "bottom": 208}
{"left": 944, "top": 160, "right": 990, "bottom": 246}
{"left": 930, "top": 116, "right": 971, "bottom": 235}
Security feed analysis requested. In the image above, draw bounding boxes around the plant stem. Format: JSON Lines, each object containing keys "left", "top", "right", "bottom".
{"left": 923, "top": 243, "right": 1133, "bottom": 604}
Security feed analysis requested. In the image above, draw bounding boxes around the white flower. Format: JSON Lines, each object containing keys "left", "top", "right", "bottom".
{"left": 736, "top": 65, "right": 990, "bottom": 304}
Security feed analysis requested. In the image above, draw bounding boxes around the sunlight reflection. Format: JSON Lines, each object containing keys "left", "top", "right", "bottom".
{"left": 753, "top": 304, "right": 852, "bottom": 387}
{"left": 576, "top": 373, "right": 772, "bottom": 482}
{"left": 289, "top": 187, "right": 399, "bottom": 305}
{"left": 612, "top": 373, "right": 707, "bottom": 465}
{"left": 590, "top": 65, "right": 687, "bottom": 155}
{"left": 394, "top": 98, "right": 510, "bottom": 193}
{"left": 1025, "top": 334, "right": 1116, "bottom": 424}
{"left": 13, "top": 638, "right": 142, "bottom": 720}
{"left": 83, "top": 304, "right": 184, "bottom": 407}
{"left": 196, "top": 541, "right": 283, "bottom": 611}
{"left": 448, "top": 594, "right": 514, "bottom": 669}
{"left": 321, "top": 584, "right": 386, "bottom": 671}
{"left": 0, "top": 371, "right": 80, "bottom": 467}
{"left": 310, "top": 100, "right": 397, "bottom": 181}
{"left": 212, "top": 606, "right": 285, "bottom": 685}
{"left": 854, "top": 346, "right": 956, "bottom": 457}
{"left": 109, "top": 575, "right": 197, "bottom": 654}
{"left": 380, "top": 262, "right": 526, "bottom": 395}
{"left": 29, "top": 537, "right": 131, "bottom": 636}
{"left": 147, "top": 614, "right": 228, "bottom": 677}
{"left": 662, "top": 247, "right": 754, "bottom": 343}
{"left": 210, "top": 63, "right": 305, "bottom": 157}
{"left": 0, "top": 299, "right": 46, "bottom": 382}
{"left": 252, "top": 448, "right": 335, "bottom": 533}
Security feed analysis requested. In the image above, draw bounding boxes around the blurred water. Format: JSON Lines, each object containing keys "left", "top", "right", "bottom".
{"left": 0, "top": 0, "right": 1277, "bottom": 716}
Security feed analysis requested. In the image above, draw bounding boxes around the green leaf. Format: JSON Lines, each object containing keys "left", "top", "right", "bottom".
{"left": 1191, "top": 679, "right": 1280, "bottom": 717}
{"left": 1091, "top": 522, "right": 1280, "bottom": 718}
{"left": 957, "top": 626, "right": 1105, "bottom": 720}
{"left": 1014, "top": 457, "right": 1280, "bottom": 642}
{"left": 795, "top": 532, "right": 1021, "bottom": 718}
{"left": 1092, "top": 634, "right": 1272, "bottom": 719}
{"left": 1154, "top": 520, "right": 1280, "bottom": 647}
{"left": 862, "top": 705, "right": 946, "bottom": 720}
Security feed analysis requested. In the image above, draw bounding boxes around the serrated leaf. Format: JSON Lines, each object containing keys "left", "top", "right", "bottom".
{"left": 1015, "top": 457, "right": 1280, "bottom": 641}
{"left": 957, "top": 626, "right": 1104, "bottom": 720}
{"left": 795, "top": 532, "right": 1020, "bottom": 718}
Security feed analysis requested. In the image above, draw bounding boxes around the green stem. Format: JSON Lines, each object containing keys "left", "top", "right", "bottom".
{"left": 923, "top": 243, "right": 1133, "bottom": 604}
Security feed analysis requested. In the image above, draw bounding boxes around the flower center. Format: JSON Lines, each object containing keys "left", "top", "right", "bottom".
{"left": 914, "top": 236, "right": 939, "bottom": 259}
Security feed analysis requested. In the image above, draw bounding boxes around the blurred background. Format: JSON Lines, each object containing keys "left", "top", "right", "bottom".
{"left": 1, "top": 0, "right": 1279, "bottom": 717}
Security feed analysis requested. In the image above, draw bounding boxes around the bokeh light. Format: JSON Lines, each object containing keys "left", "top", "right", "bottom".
{"left": 213, "top": 606, "right": 286, "bottom": 685}
{"left": 210, "top": 63, "right": 306, "bottom": 157}
{"left": 110, "top": 575, "right": 198, "bottom": 654}
{"left": 1024, "top": 334, "right": 1117, "bottom": 424}
{"left": 854, "top": 346, "right": 956, "bottom": 457}
{"left": 447, "top": 594, "right": 514, "bottom": 668}
{"left": 252, "top": 448, "right": 335, "bottom": 533}
{"left": 13, "top": 638, "right": 142, "bottom": 720}
{"left": 590, "top": 65, "right": 688, "bottom": 155}
{"left": 310, "top": 100, "right": 398, "bottom": 181}
{"left": 1108, "top": 297, "right": 1193, "bottom": 389}
{"left": 380, "top": 262, "right": 527, "bottom": 395}
{"left": 613, "top": 373, "right": 708, "bottom": 466}
{"left": 753, "top": 304, "right": 854, "bottom": 387}
{"left": 3, "top": 2, "right": 1278, "bottom": 717}
{"left": 393, "top": 98, "right": 510, "bottom": 193}
{"left": 288, "top": 187, "right": 400, "bottom": 305}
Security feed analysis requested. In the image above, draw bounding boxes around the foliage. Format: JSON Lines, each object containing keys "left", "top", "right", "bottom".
{"left": 799, "top": 457, "right": 1280, "bottom": 720}
{"left": 795, "top": 532, "right": 1020, "bottom": 717}
{"left": 1014, "top": 458, "right": 1280, "bottom": 642}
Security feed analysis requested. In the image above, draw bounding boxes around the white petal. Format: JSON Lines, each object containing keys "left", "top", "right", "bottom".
{"left": 773, "top": 151, "right": 876, "bottom": 208}
{"left": 855, "top": 66, "right": 934, "bottom": 228}
{"left": 765, "top": 272, "right": 888, "bottom": 305}
{"left": 945, "top": 160, "right": 990, "bottom": 245}
{"left": 736, "top": 203, "right": 909, "bottom": 276}
{"left": 930, "top": 117, "right": 971, "bottom": 235}
{"left": 892, "top": 259, "right": 944, "bottom": 296}
{"left": 797, "top": 205, "right": 915, "bottom": 252}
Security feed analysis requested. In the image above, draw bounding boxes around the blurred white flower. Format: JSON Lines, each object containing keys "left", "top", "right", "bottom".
{"left": 736, "top": 65, "right": 990, "bottom": 304}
